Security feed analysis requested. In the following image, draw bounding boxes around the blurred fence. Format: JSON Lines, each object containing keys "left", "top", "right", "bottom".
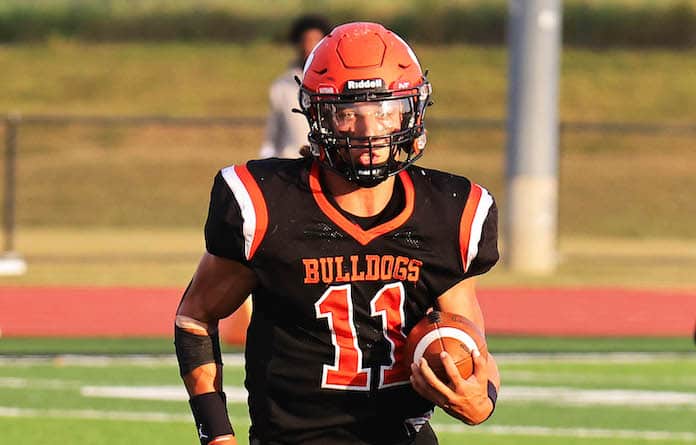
{"left": 3, "top": 113, "right": 696, "bottom": 254}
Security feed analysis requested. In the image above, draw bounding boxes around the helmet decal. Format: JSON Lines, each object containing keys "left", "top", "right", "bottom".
{"left": 392, "top": 33, "right": 422, "bottom": 71}
{"left": 344, "top": 78, "right": 384, "bottom": 92}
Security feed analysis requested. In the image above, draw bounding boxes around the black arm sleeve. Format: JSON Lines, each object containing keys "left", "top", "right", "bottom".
{"left": 174, "top": 325, "right": 223, "bottom": 377}
{"left": 204, "top": 171, "right": 248, "bottom": 264}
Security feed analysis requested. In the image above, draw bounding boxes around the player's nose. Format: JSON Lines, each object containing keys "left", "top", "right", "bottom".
{"left": 354, "top": 115, "right": 384, "bottom": 137}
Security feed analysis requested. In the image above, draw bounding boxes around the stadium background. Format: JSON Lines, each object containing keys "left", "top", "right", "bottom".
{"left": 1, "top": 1, "right": 695, "bottom": 444}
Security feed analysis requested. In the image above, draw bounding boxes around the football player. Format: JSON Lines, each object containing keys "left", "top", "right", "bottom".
{"left": 175, "top": 22, "right": 500, "bottom": 445}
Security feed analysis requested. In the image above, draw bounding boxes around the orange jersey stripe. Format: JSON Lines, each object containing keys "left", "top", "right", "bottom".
{"left": 309, "top": 161, "right": 415, "bottom": 246}
{"left": 459, "top": 183, "right": 483, "bottom": 272}
{"left": 234, "top": 164, "right": 269, "bottom": 260}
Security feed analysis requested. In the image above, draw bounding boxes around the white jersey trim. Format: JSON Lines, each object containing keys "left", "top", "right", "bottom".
{"left": 221, "top": 166, "right": 256, "bottom": 261}
{"left": 466, "top": 185, "right": 494, "bottom": 272}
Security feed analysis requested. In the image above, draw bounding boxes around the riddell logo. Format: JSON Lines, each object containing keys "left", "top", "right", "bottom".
{"left": 346, "top": 78, "right": 384, "bottom": 90}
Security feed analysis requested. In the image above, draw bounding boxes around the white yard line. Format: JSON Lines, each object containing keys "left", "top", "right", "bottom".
{"left": 501, "top": 386, "right": 696, "bottom": 406}
{"left": 0, "top": 376, "right": 80, "bottom": 390}
{"left": 439, "top": 423, "right": 696, "bottom": 442}
{"left": 504, "top": 370, "right": 696, "bottom": 387}
{"left": 77, "top": 384, "right": 696, "bottom": 407}
{"left": 0, "top": 406, "right": 693, "bottom": 442}
{"left": 4, "top": 377, "right": 694, "bottom": 408}
{"left": 496, "top": 352, "right": 694, "bottom": 363}
{"left": 79, "top": 385, "right": 248, "bottom": 402}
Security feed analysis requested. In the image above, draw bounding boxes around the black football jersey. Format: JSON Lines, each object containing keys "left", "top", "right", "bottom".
{"left": 205, "top": 158, "right": 498, "bottom": 445}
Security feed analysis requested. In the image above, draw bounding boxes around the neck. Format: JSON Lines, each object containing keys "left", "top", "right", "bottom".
{"left": 322, "top": 169, "right": 395, "bottom": 217}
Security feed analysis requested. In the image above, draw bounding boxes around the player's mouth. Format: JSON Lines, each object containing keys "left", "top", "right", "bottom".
{"left": 355, "top": 147, "right": 389, "bottom": 166}
{"left": 359, "top": 152, "right": 380, "bottom": 165}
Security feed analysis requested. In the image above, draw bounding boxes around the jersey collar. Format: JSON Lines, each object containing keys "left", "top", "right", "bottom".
{"left": 309, "top": 161, "right": 415, "bottom": 246}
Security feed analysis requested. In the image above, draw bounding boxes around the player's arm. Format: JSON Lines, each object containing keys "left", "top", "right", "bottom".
{"left": 410, "top": 277, "right": 500, "bottom": 425}
{"left": 410, "top": 184, "right": 501, "bottom": 424}
{"left": 175, "top": 252, "right": 258, "bottom": 445}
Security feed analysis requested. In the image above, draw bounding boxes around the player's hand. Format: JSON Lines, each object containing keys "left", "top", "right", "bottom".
{"left": 209, "top": 434, "right": 238, "bottom": 445}
{"left": 410, "top": 349, "right": 494, "bottom": 425}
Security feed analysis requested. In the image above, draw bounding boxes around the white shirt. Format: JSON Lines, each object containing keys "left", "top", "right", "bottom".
{"left": 258, "top": 66, "right": 309, "bottom": 159}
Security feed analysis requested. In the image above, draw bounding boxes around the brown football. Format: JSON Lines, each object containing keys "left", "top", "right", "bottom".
{"left": 405, "top": 311, "right": 488, "bottom": 382}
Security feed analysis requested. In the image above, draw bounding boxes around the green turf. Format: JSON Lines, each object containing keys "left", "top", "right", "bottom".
{"left": 488, "top": 336, "right": 695, "bottom": 353}
{"left": 0, "top": 418, "right": 200, "bottom": 445}
{"left": 503, "top": 359, "right": 696, "bottom": 392}
{"left": 1, "top": 353, "right": 695, "bottom": 445}
{"left": 0, "top": 337, "right": 179, "bottom": 355}
{"left": 0, "top": 336, "right": 692, "bottom": 355}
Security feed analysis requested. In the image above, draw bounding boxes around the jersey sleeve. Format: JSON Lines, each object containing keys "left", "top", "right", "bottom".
{"left": 416, "top": 181, "right": 500, "bottom": 300}
{"left": 457, "top": 183, "right": 499, "bottom": 279}
{"left": 204, "top": 171, "right": 248, "bottom": 264}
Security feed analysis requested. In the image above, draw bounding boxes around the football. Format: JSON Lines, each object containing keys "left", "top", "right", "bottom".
{"left": 405, "top": 311, "right": 488, "bottom": 382}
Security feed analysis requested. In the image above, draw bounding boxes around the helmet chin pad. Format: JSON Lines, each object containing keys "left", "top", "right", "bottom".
{"left": 347, "top": 161, "right": 391, "bottom": 188}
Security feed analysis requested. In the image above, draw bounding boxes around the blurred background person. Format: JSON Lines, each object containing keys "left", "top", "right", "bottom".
{"left": 258, "top": 14, "right": 331, "bottom": 159}
{"left": 219, "top": 15, "right": 332, "bottom": 345}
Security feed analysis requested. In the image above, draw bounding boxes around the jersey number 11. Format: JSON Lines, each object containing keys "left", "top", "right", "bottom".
{"left": 315, "top": 283, "right": 410, "bottom": 391}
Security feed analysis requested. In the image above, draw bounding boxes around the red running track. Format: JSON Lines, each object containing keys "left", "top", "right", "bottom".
{"left": 0, "top": 286, "right": 694, "bottom": 338}
{"left": 477, "top": 287, "right": 696, "bottom": 337}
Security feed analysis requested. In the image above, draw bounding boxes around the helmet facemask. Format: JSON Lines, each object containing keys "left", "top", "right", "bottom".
{"left": 300, "top": 82, "right": 431, "bottom": 187}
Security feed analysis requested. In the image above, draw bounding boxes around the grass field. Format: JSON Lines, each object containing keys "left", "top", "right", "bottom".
{"left": 1, "top": 338, "right": 695, "bottom": 445}
{"left": 3, "top": 42, "right": 696, "bottom": 120}
{"left": 1, "top": 43, "right": 695, "bottom": 240}
{"left": 1, "top": 336, "right": 694, "bottom": 355}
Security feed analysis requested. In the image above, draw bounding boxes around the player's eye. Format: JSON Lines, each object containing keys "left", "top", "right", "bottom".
{"left": 338, "top": 110, "right": 356, "bottom": 120}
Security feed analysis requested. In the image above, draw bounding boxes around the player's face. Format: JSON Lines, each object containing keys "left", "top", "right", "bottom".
{"left": 330, "top": 100, "right": 404, "bottom": 166}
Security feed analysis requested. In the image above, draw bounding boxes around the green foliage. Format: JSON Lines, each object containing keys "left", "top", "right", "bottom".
{"left": 390, "top": 2, "right": 507, "bottom": 45}
{"left": 0, "top": 0, "right": 695, "bottom": 47}
{"left": 0, "top": 7, "right": 278, "bottom": 43}
{"left": 564, "top": 2, "right": 696, "bottom": 47}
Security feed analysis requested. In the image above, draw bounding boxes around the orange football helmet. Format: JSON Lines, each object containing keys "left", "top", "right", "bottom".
{"left": 299, "top": 22, "right": 432, "bottom": 186}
